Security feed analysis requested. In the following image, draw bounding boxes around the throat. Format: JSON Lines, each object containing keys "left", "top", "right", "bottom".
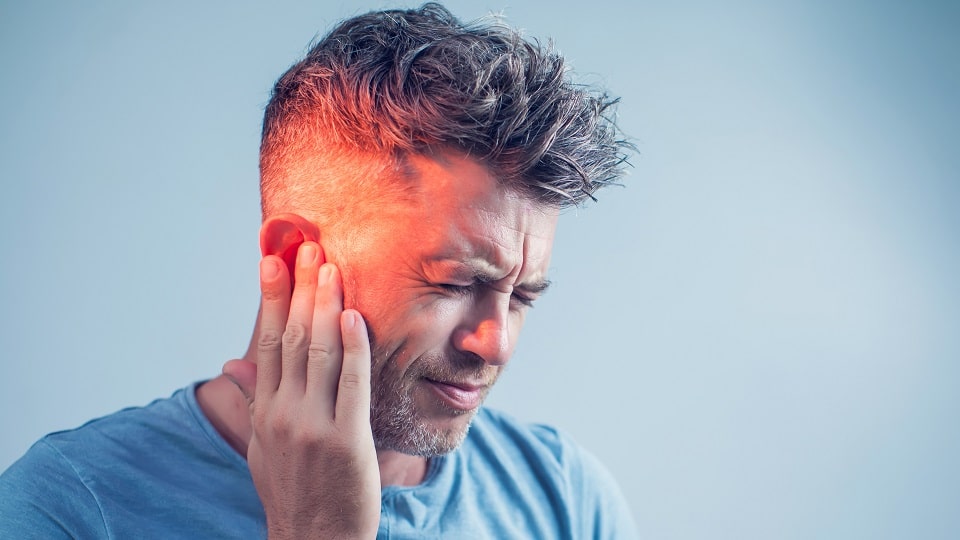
{"left": 377, "top": 450, "right": 429, "bottom": 487}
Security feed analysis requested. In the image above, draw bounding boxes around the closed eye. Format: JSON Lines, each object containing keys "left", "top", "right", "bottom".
{"left": 439, "top": 283, "right": 474, "bottom": 296}
{"left": 438, "top": 282, "right": 539, "bottom": 310}
{"left": 444, "top": 284, "right": 536, "bottom": 309}
{"left": 510, "top": 292, "right": 535, "bottom": 308}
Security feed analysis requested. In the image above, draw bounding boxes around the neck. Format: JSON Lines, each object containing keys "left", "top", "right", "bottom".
{"left": 376, "top": 449, "right": 429, "bottom": 487}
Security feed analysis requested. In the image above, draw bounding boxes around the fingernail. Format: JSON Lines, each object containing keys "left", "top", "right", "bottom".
{"left": 343, "top": 310, "right": 356, "bottom": 329}
{"left": 319, "top": 263, "right": 332, "bottom": 284}
{"left": 260, "top": 258, "right": 280, "bottom": 281}
{"left": 299, "top": 244, "right": 317, "bottom": 267}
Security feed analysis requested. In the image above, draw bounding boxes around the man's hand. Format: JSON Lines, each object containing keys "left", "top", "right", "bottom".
{"left": 223, "top": 242, "right": 380, "bottom": 539}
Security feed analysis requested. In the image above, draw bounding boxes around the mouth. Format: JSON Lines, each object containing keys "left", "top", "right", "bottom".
{"left": 424, "top": 378, "right": 488, "bottom": 411}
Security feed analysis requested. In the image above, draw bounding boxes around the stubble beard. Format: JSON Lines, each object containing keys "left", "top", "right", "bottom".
{"left": 368, "top": 346, "right": 498, "bottom": 457}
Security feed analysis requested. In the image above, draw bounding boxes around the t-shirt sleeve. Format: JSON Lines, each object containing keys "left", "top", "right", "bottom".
{"left": 0, "top": 439, "right": 107, "bottom": 538}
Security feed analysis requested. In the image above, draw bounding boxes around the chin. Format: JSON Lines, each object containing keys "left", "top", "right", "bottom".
{"left": 372, "top": 404, "right": 479, "bottom": 457}
{"left": 370, "top": 371, "right": 491, "bottom": 456}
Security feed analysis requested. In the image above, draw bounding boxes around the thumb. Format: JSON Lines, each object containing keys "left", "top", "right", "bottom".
{"left": 222, "top": 359, "right": 257, "bottom": 406}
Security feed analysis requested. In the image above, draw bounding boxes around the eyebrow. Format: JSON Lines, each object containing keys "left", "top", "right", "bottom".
{"left": 468, "top": 270, "right": 552, "bottom": 296}
{"left": 516, "top": 278, "right": 552, "bottom": 295}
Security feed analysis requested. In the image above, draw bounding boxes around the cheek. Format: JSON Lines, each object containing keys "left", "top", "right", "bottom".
{"left": 361, "top": 290, "right": 461, "bottom": 367}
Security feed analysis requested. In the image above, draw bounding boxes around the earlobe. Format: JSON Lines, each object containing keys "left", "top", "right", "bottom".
{"left": 259, "top": 213, "right": 321, "bottom": 278}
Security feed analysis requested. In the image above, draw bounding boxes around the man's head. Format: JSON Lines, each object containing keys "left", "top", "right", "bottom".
{"left": 257, "top": 3, "right": 629, "bottom": 456}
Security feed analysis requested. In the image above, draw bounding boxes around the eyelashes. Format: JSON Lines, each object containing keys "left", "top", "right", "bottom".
{"left": 438, "top": 283, "right": 535, "bottom": 309}
{"left": 438, "top": 283, "right": 472, "bottom": 295}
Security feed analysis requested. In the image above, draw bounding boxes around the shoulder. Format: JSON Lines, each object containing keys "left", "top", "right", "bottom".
{"left": 468, "top": 407, "right": 608, "bottom": 478}
{"left": 1, "top": 385, "right": 195, "bottom": 480}
{"left": 464, "top": 407, "right": 640, "bottom": 539}
{"left": 0, "top": 384, "right": 256, "bottom": 537}
{"left": 468, "top": 407, "right": 572, "bottom": 465}
{"left": 27, "top": 385, "right": 203, "bottom": 465}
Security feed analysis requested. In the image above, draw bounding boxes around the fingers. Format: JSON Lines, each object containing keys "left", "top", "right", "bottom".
{"left": 254, "top": 241, "right": 370, "bottom": 428}
{"left": 256, "top": 242, "right": 324, "bottom": 399}
{"left": 256, "top": 256, "right": 291, "bottom": 399}
{"left": 305, "top": 264, "right": 345, "bottom": 416}
{"left": 280, "top": 243, "right": 321, "bottom": 393}
{"left": 336, "top": 310, "right": 372, "bottom": 428}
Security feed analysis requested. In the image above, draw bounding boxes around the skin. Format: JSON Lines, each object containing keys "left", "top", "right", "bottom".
{"left": 197, "top": 151, "right": 559, "bottom": 538}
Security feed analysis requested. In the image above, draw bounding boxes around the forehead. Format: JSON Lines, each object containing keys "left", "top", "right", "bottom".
{"left": 391, "top": 152, "right": 558, "bottom": 276}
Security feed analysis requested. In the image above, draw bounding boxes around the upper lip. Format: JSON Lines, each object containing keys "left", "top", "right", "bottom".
{"left": 426, "top": 378, "right": 487, "bottom": 392}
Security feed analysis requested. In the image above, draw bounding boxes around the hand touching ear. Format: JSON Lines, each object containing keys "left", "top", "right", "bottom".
{"left": 223, "top": 242, "right": 380, "bottom": 539}
{"left": 257, "top": 213, "right": 321, "bottom": 285}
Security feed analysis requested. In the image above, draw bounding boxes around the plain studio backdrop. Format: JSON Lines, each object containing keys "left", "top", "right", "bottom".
{"left": 1, "top": 1, "right": 958, "bottom": 538}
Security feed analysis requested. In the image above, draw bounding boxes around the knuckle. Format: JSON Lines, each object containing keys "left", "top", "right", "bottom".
{"left": 339, "top": 373, "right": 365, "bottom": 389}
{"left": 251, "top": 409, "right": 272, "bottom": 432}
{"left": 295, "top": 423, "right": 327, "bottom": 446}
{"left": 257, "top": 330, "right": 282, "bottom": 352}
{"left": 307, "top": 342, "right": 335, "bottom": 361}
{"left": 262, "top": 288, "right": 284, "bottom": 302}
{"left": 259, "top": 408, "right": 293, "bottom": 436}
{"left": 282, "top": 323, "right": 309, "bottom": 350}
{"left": 342, "top": 338, "right": 366, "bottom": 356}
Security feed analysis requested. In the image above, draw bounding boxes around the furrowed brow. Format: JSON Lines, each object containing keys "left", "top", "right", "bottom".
{"left": 429, "top": 258, "right": 551, "bottom": 295}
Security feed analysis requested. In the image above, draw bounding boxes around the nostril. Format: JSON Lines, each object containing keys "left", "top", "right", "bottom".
{"left": 452, "top": 324, "right": 509, "bottom": 366}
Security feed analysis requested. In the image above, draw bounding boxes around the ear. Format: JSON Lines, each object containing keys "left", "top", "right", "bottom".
{"left": 259, "top": 213, "right": 321, "bottom": 280}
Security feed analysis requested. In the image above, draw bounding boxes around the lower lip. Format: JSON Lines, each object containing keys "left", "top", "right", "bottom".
{"left": 426, "top": 380, "right": 483, "bottom": 411}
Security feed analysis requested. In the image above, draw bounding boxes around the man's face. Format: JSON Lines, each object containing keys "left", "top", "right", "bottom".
{"left": 335, "top": 151, "right": 558, "bottom": 457}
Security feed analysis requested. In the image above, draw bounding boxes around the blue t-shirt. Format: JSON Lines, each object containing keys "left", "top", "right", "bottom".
{"left": 0, "top": 384, "right": 637, "bottom": 539}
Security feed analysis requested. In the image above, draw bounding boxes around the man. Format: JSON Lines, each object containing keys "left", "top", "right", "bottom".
{"left": 0, "top": 3, "right": 636, "bottom": 538}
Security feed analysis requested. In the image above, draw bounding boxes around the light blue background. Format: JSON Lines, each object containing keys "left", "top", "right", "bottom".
{"left": 1, "top": 1, "right": 958, "bottom": 538}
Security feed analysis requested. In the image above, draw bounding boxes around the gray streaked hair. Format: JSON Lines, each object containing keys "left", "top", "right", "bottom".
{"left": 260, "top": 2, "right": 631, "bottom": 212}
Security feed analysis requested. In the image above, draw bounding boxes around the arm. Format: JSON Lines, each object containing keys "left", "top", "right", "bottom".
{"left": 223, "top": 242, "right": 380, "bottom": 539}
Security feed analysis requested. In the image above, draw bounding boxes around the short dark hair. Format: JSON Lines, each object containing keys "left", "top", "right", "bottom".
{"left": 260, "top": 2, "right": 630, "bottom": 213}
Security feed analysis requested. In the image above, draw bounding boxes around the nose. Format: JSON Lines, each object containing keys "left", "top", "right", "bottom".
{"left": 452, "top": 293, "right": 512, "bottom": 366}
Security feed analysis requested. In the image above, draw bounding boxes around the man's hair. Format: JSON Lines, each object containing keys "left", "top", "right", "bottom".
{"left": 260, "top": 2, "right": 630, "bottom": 219}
